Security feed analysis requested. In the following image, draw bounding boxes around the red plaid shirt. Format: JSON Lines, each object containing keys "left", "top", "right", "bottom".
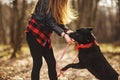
{"left": 25, "top": 18, "right": 52, "bottom": 49}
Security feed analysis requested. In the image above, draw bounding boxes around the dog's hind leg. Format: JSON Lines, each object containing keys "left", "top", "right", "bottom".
{"left": 61, "top": 63, "right": 85, "bottom": 71}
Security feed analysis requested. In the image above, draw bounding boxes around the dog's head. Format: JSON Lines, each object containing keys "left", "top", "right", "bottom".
{"left": 69, "top": 27, "right": 95, "bottom": 44}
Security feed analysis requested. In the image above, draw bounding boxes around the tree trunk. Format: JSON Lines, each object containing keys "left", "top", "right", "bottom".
{"left": 11, "top": 0, "right": 27, "bottom": 58}
{"left": 77, "top": 0, "right": 99, "bottom": 28}
{"left": 0, "top": 2, "right": 7, "bottom": 44}
{"left": 10, "top": 0, "right": 18, "bottom": 58}
{"left": 115, "top": 0, "right": 120, "bottom": 40}
{"left": 16, "top": 0, "right": 27, "bottom": 52}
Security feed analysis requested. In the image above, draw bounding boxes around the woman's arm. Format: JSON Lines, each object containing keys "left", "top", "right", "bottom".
{"left": 34, "top": 0, "right": 72, "bottom": 37}
{"left": 33, "top": 0, "right": 66, "bottom": 36}
{"left": 46, "top": 16, "right": 66, "bottom": 36}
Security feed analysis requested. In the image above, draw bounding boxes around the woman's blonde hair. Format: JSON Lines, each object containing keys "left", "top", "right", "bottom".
{"left": 47, "top": 0, "right": 76, "bottom": 24}
{"left": 33, "top": 0, "right": 77, "bottom": 25}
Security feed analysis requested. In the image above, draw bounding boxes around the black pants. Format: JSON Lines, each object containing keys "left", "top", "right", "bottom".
{"left": 26, "top": 32, "right": 57, "bottom": 80}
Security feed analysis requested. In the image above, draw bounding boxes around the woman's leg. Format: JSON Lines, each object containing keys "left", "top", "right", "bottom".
{"left": 31, "top": 55, "right": 42, "bottom": 80}
{"left": 26, "top": 32, "right": 43, "bottom": 80}
{"left": 43, "top": 48, "right": 58, "bottom": 80}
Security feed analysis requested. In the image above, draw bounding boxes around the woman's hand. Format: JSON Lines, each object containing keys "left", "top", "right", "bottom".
{"left": 61, "top": 32, "right": 75, "bottom": 44}
{"left": 66, "top": 30, "right": 74, "bottom": 34}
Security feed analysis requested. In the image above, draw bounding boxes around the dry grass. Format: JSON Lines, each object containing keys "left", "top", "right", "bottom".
{"left": 0, "top": 43, "right": 120, "bottom": 80}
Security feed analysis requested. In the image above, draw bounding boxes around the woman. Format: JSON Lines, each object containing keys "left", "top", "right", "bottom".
{"left": 25, "top": 0, "right": 76, "bottom": 80}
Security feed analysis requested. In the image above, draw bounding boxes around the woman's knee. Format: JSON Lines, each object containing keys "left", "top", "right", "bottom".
{"left": 48, "top": 60, "right": 56, "bottom": 70}
{"left": 33, "top": 58, "right": 43, "bottom": 69}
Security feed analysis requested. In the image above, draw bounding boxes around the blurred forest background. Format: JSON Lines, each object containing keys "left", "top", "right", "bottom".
{"left": 0, "top": 0, "right": 120, "bottom": 58}
{"left": 0, "top": 0, "right": 120, "bottom": 80}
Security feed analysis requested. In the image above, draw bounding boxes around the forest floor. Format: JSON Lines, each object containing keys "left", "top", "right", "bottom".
{"left": 0, "top": 44, "right": 120, "bottom": 80}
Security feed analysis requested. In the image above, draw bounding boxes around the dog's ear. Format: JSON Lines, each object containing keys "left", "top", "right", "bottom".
{"left": 87, "top": 27, "right": 93, "bottom": 31}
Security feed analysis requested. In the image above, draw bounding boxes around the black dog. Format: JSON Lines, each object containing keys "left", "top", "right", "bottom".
{"left": 61, "top": 28, "right": 119, "bottom": 80}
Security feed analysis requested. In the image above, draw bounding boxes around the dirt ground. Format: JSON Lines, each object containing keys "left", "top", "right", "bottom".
{"left": 0, "top": 44, "right": 120, "bottom": 80}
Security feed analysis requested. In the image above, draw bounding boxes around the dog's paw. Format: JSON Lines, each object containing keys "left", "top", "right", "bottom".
{"left": 61, "top": 66, "right": 69, "bottom": 71}
{"left": 61, "top": 64, "right": 71, "bottom": 71}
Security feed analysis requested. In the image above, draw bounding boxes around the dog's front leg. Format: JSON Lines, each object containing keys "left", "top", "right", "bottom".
{"left": 61, "top": 63, "right": 85, "bottom": 71}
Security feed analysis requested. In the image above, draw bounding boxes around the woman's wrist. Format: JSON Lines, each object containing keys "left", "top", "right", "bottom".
{"left": 61, "top": 32, "right": 66, "bottom": 38}
{"left": 66, "top": 30, "right": 73, "bottom": 34}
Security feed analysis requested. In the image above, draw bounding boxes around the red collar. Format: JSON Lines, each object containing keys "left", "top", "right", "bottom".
{"left": 76, "top": 40, "right": 98, "bottom": 50}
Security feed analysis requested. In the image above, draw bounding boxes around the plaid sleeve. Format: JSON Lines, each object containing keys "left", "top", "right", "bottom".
{"left": 59, "top": 24, "right": 69, "bottom": 33}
